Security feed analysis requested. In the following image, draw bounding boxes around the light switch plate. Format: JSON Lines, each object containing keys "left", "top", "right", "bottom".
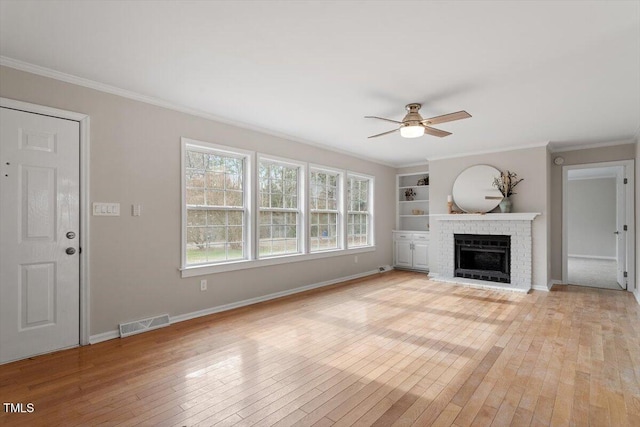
{"left": 93, "top": 202, "right": 120, "bottom": 216}
{"left": 132, "top": 204, "right": 142, "bottom": 216}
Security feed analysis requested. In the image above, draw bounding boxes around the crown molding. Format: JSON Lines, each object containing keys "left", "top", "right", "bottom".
{"left": 426, "top": 141, "right": 550, "bottom": 162}
{"left": 548, "top": 138, "right": 637, "bottom": 153}
{"left": 0, "top": 56, "right": 397, "bottom": 168}
{"left": 395, "top": 160, "right": 430, "bottom": 169}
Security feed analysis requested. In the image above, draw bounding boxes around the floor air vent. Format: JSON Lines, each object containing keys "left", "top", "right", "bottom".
{"left": 119, "top": 314, "right": 170, "bottom": 338}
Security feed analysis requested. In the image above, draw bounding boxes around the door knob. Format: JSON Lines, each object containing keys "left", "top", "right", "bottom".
{"left": 66, "top": 231, "right": 76, "bottom": 239}
{"left": 66, "top": 247, "right": 76, "bottom": 255}
{"left": 614, "top": 231, "right": 620, "bottom": 235}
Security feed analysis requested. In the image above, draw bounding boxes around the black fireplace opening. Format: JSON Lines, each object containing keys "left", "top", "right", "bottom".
{"left": 454, "top": 234, "right": 511, "bottom": 283}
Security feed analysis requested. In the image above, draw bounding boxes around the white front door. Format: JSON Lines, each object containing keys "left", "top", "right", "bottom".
{"left": 0, "top": 107, "right": 80, "bottom": 364}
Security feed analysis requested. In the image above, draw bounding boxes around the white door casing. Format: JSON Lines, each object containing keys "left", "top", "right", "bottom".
{"left": 562, "top": 160, "right": 635, "bottom": 292}
{"left": 616, "top": 167, "right": 627, "bottom": 288}
{"left": 0, "top": 107, "right": 80, "bottom": 364}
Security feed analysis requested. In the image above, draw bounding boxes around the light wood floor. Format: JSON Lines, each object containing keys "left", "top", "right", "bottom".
{"left": 2, "top": 270, "right": 640, "bottom": 426}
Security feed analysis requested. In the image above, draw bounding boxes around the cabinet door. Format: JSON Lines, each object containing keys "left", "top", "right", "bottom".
{"left": 413, "top": 242, "right": 429, "bottom": 270}
{"left": 394, "top": 240, "right": 413, "bottom": 267}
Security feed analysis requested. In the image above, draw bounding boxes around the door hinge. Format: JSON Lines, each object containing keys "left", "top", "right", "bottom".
{"left": 624, "top": 178, "right": 628, "bottom": 184}
{"left": 624, "top": 225, "right": 628, "bottom": 231}
{"left": 79, "top": 247, "right": 82, "bottom": 254}
{"left": 624, "top": 271, "right": 628, "bottom": 278}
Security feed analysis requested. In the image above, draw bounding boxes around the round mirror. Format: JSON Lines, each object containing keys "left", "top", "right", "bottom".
{"left": 452, "top": 165, "right": 504, "bottom": 213}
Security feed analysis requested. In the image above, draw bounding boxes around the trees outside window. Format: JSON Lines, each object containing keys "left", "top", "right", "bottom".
{"left": 310, "top": 168, "right": 341, "bottom": 252}
{"left": 185, "top": 147, "right": 246, "bottom": 265}
{"left": 347, "top": 174, "right": 373, "bottom": 247}
{"left": 258, "top": 160, "right": 303, "bottom": 257}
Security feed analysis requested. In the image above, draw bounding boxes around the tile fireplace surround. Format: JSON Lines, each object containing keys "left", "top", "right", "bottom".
{"left": 432, "top": 213, "right": 540, "bottom": 292}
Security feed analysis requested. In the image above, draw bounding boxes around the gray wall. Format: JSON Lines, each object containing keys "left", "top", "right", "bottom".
{"left": 567, "top": 178, "right": 616, "bottom": 258}
{"left": 426, "top": 146, "right": 550, "bottom": 288}
{"left": 548, "top": 143, "right": 636, "bottom": 280}
{"left": 0, "top": 66, "right": 396, "bottom": 336}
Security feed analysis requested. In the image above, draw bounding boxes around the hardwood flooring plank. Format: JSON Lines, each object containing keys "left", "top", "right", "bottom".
{"left": 1, "top": 271, "right": 640, "bottom": 427}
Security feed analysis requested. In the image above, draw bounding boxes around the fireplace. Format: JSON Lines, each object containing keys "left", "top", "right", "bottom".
{"left": 454, "top": 234, "right": 511, "bottom": 283}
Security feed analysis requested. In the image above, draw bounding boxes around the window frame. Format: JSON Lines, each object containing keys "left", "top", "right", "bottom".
{"left": 346, "top": 172, "right": 375, "bottom": 249}
{"left": 181, "top": 138, "right": 253, "bottom": 269}
{"left": 256, "top": 154, "right": 306, "bottom": 259}
{"left": 180, "top": 138, "right": 375, "bottom": 278}
{"left": 309, "top": 164, "right": 344, "bottom": 253}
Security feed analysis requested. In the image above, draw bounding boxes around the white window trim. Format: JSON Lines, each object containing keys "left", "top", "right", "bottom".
{"left": 346, "top": 172, "right": 375, "bottom": 249}
{"left": 179, "top": 139, "right": 376, "bottom": 278}
{"left": 180, "top": 245, "right": 375, "bottom": 277}
{"left": 256, "top": 154, "right": 306, "bottom": 259}
{"left": 309, "top": 164, "right": 344, "bottom": 252}
{"left": 181, "top": 137, "right": 254, "bottom": 269}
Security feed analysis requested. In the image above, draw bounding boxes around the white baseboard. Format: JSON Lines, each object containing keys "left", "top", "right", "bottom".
{"left": 567, "top": 254, "right": 616, "bottom": 261}
{"left": 533, "top": 279, "right": 562, "bottom": 292}
{"left": 89, "top": 330, "right": 120, "bottom": 344}
{"left": 89, "top": 268, "right": 380, "bottom": 344}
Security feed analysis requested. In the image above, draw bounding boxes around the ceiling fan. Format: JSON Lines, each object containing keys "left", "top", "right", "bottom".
{"left": 365, "top": 103, "right": 471, "bottom": 139}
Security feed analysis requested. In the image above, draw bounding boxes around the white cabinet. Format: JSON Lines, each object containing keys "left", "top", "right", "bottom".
{"left": 393, "top": 232, "right": 429, "bottom": 271}
{"left": 395, "top": 240, "right": 413, "bottom": 268}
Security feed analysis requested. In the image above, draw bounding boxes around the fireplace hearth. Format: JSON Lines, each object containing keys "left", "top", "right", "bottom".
{"left": 454, "top": 234, "right": 510, "bottom": 283}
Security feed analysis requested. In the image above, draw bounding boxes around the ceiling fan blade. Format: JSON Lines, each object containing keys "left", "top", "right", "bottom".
{"left": 365, "top": 116, "right": 404, "bottom": 124}
{"left": 422, "top": 110, "right": 471, "bottom": 125}
{"left": 423, "top": 126, "right": 452, "bottom": 137}
{"left": 368, "top": 128, "right": 399, "bottom": 138}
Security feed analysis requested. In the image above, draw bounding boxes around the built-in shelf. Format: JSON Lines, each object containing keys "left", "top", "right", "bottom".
{"left": 397, "top": 171, "right": 429, "bottom": 232}
{"left": 399, "top": 185, "right": 430, "bottom": 190}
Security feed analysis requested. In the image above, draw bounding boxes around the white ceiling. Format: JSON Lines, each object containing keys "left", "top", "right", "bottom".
{"left": 1, "top": 1, "right": 638, "bottom": 167}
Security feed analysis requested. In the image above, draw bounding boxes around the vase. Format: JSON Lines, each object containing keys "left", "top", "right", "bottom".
{"left": 499, "top": 197, "right": 512, "bottom": 213}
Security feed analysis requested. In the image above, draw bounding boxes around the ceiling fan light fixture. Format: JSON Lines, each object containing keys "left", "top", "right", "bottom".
{"left": 400, "top": 124, "right": 425, "bottom": 138}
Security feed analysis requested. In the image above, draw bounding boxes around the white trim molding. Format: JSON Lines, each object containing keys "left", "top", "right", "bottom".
{"left": 549, "top": 139, "right": 637, "bottom": 153}
{"left": 1, "top": 97, "right": 91, "bottom": 347}
{"left": 0, "top": 56, "right": 396, "bottom": 168}
{"left": 562, "top": 160, "right": 635, "bottom": 292}
{"left": 91, "top": 268, "right": 382, "bottom": 344}
{"left": 431, "top": 213, "right": 540, "bottom": 221}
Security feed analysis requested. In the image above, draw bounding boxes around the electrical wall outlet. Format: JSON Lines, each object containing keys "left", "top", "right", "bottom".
{"left": 200, "top": 279, "right": 207, "bottom": 291}
{"left": 132, "top": 204, "right": 142, "bottom": 216}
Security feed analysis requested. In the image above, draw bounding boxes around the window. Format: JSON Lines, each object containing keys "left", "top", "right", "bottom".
{"left": 347, "top": 174, "right": 373, "bottom": 247}
{"left": 183, "top": 142, "right": 248, "bottom": 266}
{"left": 310, "top": 168, "right": 342, "bottom": 252}
{"left": 258, "top": 158, "right": 303, "bottom": 257}
{"left": 181, "top": 138, "right": 375, "bottom": 277}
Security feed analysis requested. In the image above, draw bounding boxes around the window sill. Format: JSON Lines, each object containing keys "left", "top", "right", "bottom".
{"left": 180, "top": 246, "right": 376, "bottom": 278}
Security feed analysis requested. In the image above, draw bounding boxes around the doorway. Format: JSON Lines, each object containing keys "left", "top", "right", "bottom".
{"left": 0, "top": 99, "right": 90, "bottom": 364}
{"left": 562, "top": 160, "right": 635, "bottom": 291}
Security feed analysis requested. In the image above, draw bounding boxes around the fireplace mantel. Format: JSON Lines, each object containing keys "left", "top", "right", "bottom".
{"left": 432, "top": 213, "right": 540, "bottom": 221}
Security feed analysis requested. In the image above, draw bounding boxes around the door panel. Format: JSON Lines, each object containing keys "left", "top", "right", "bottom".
{"left": 413, "top": 242, "right": 429, "bottom": 270}
{"left": 395, "top": 240, "right": 412, "bottom": 267}
{"left": 1, "top": 107, "right": 80, "bottom": 364}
